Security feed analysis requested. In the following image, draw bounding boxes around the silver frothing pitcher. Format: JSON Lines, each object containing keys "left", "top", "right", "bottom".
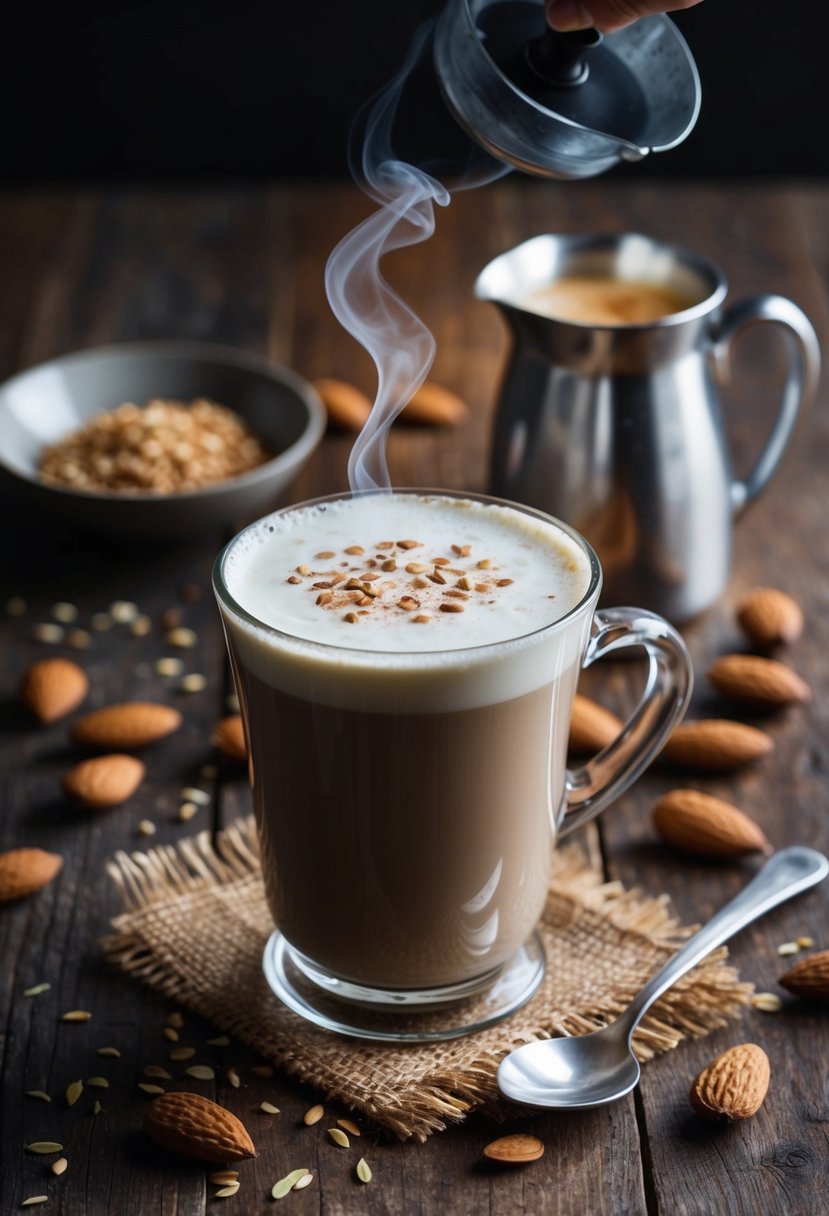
{"left": 480, "top": 233, "right": 821, "bottom": 623}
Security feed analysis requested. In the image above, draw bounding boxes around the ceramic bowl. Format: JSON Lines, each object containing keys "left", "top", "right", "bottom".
{"left": 0, "top": 340, "right": 327, "bottom": 541}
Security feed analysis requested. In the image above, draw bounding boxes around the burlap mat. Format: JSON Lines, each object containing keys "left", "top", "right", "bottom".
{"left": 103, "top": 817, "right": 753, "bottom": 1142}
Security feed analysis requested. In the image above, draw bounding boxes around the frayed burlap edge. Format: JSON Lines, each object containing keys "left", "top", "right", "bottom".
{"left": 102, "top": 817, "right": 754, "bottom": 1141}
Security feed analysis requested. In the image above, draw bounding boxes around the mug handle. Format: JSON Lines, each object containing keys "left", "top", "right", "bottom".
{"left": 711, "top": 294, "right": 821, "bottom": 516}
{"left": 559, "top": 607, "right": 693, "bottom": 838}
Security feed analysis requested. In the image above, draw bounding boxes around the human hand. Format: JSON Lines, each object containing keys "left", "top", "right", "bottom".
{"left": 545, "top": 0, "right": 704, "bottom": 35}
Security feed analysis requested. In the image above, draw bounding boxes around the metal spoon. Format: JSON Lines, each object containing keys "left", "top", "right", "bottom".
{"left": 497, "top": 846, "right": 828, "bottom": 1110}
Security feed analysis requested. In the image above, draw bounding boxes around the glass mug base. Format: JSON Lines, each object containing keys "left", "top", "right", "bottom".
{"left": 262, "top": 930, "right": 546, "bottom": 1043}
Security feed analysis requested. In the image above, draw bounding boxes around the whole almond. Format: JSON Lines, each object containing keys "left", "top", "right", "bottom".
{"left": 689, "top": 1043, "right": 770, "bottom": 1121}
{"left": 569, "top": 694, "right": 623, "bottom": 754}
{"left": 62, "top": 754, "right": 146, "bottom": 808}
{"left": 736, "top": 587, "right": 804, "bottom": 648}
{"left": 778, "top": 949, "right": 829, "bottom": 1001}
{"left": 482, "top": 1133, "right": 545, "bottom": 1163}
{"left": 143, "top": 1092, "right": 256, "bottom": 1163}
{"left": 313, "top": 378, "right": 372, "bottom": 431}
{"left": 707, "top": 654, "right": 810, "bottom": 708}
{"left": 652, "top": 789, "right": 772, "bottom": 858}
{"left": 71, "top": 703, "right": 182, "bottom": 750}
{"left": 20, "top": 658, "right": 89, "bottom": 724}
{"left": 660, "top": 719, "right": 773, "bottom": 771}
{"left": 0, "top": 848, "right": 63, "bottom": 902}
{"left": 403, "top": 381, "right": 470, "bottom": 427}
{"left": 212, "top": 716, "right": 247, "bottom": 762}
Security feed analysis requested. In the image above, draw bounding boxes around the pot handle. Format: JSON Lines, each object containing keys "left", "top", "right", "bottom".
{"left": 560, "top": 608, "right": 692, "bottom": 838}
{"left": 711, "top": 294, "right": 820, "bottom": 516}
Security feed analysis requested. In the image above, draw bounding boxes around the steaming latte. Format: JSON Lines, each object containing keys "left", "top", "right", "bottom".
{"left": 217, "top": 492, "right": 594, "bottom": 989}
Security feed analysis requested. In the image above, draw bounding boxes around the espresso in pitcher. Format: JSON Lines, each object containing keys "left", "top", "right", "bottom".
{"left": 519, "top": 275, "right": 694, "bottom": 325}
{"left": 219, "top": 492, "right": 592, "bottom": 989}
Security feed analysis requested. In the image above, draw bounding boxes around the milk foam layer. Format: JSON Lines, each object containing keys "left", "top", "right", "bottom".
{"left": 218, "top": 494, "right": 595, "bottom": 712}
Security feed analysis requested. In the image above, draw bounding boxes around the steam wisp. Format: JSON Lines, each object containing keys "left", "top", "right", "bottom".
{"left": 324, "top": 19, "right": 508, "bottom": 493}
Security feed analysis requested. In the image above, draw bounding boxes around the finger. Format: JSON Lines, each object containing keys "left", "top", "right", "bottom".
{"left": 546, "top": 0, "right": 704, "bottom": 35}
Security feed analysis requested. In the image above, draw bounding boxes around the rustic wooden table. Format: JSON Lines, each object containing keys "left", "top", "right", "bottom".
{"left": 1, "top": 178, "right": 828, "bottom": 1215}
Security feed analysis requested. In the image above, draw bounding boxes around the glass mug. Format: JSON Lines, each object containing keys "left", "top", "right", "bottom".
{"left": 213, "top": 489, "right": 692, "bottom": 1042}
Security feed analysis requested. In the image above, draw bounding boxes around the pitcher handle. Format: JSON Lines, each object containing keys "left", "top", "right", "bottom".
{"left": 711, "top": 294, "right": 820, "bottom": 516}
{"left": 560, "top": 608, "right": 693, "bottom": 838}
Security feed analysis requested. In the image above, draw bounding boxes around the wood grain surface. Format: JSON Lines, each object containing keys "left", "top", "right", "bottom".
{"left": 1, "top": 179, "right": 828, "bottom": 1215}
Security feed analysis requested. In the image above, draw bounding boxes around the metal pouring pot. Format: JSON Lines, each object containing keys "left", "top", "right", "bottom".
{"left": 433, "top": 0, "right": 701, "bottom": 179}
{"left": 479, "top": 233, "right": 821, "bottom": 623}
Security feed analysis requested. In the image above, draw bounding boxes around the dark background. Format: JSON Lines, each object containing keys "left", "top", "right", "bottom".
{"left": 4, "top": 0, "right": 828, "bottom": 183}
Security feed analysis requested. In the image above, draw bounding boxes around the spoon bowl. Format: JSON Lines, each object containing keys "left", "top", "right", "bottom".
{"left": 497, "top": 846, "right": 828, "bottom": 1110}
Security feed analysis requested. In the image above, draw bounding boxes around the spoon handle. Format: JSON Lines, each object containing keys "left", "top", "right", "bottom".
{"left": 619, "top": 846, "right": 828, "bottom": 1036}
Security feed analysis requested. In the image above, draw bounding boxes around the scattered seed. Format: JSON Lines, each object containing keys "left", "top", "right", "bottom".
{"left": 179, "top": 674, "right": 207, "bottom": 693}
{"left": 483, "top": 1133, "right": 545, "bottom": 1163}
{"left": 23, "top": 983, "right": 51, "bottom": 998}
{"left": 181, "top": 787, "right": 210, "bottom": 806}
{"left": 356, "top": 1158, "right": 372, "bottom": 1183}
{"left": 25, "top": 1091, "right": 51, "bottom": 1103}
{"left": 143, "top": 1065, "right": 172, "bottom": 1079}
{"left": 343, "top": 612, "right": 358, "bottom": 624}
{"left": 316, "top": 590, "right": 333, "bottom": 606}
{"left": 51, "top": 1158, "right": 68, "bottom": 1176}
{"left": 413, "top": 614, "right": 432, "bottom": 623}
{"left": 137, "top": 1083, "right": 166, "bottom": 1095}
{"left": 797, "top": 936, "right": 816, "bottom": 948}
{"left": 51, "top": 602, "right": 78, "bottom": 623}
{"left": 166, "top": 1012, "right": 184, "bottom": 1032}
{"left": 21, "top": 1197, "right": 48, "bottom": 1207}
{"left": 86, "top": 1077, "right": 109, "bottom": 1089}
{"left": 163, "top": 1026, "right": 180, "bottom": 1042}
{"left": 381, "top": 559, "right": 397, "bottom": 571}
{"left": 337, "top": 1118, "right": 361, "bottom": 1136}
{"left": 215, "top": 1183, "right": 240, "bottom": 1198}
{"left": 315, "top": 550, "right": 336, "bottom": 559}
{"left": 433, "top": 557, "right": 450, "bottom": 567}
{"left": 397, "top": 539, "right": 421, "bottom": 549}
{"left": 271, "top": 1170, "right": 310, "bottom": 1199}
{"left": 166, "top": 627, "right": 198, "bottom": 648}
{"left": 260, "top": 1101, "right": 280, "bottom": 1115}
{"left": 169, "top": 1047, "right": 196, "bottom": 1061}
{"left": 96, "top": 1047, "right": 120, "bottom": 1058}
{"left": 65, "top": 1080, "right": 83, "bottom": 1106}
{"left": 32, "top": 622, "right": 64, "bottom": 644}
{"left": 445, "top": 589, "right": 469, "bottom": 599}
{"left": 376, "top": 541, "right": 394, "bottom": 549}
{"left": 778, "top": 941, "right": 801, "bottom": 956}
{"left": 138, "top": 820, "right": 156, "bottom": 837}
{"left": 178, "top": 802, "right": 199, "bottom": 822}
{"left": 456, "top": 576, "right": 473, "bottom": 591}
{"left": 25, "top": 1143, "right": 64, "bottom": 1154}
{"left": 186, "top": 1065, "right": 216, "bottom": 1080}
{"left": 60, "top": 1011, "right": 92, "bottom": 1023}
{"left": 130, "top": 614, "right": 153, "bottom": 637}
{"left": 344, "top": 546, "right": 364, "bottom": 555}
{"left": 251, "top": 1065, "right": 273, "bottom": 1078}
{"left": 327, "top": 1127, "right": 350, "bottom": 1148}
{"left": 206, "top": 1036, "right": 230, "bottom": 1048}
{"left": 91, "top": 612, "right": 112, "bottom": 631}
{"left": 208, "top": 1171, "right": 240, "bottom": 1185}
{"left": 93, "top": 1100, "right": 103, "bottom": 1115}
{"left": 6, "top": 596, "right": 26, "bottom": 615}
{"left": 303, "top": 1103, "right": 324, "bottom": 1125}
{"left": 155, "top": 657, "right": 184, "bottom": 677}
{"left": 110, "top": 600, "right": 139, "bottom": 623}
{"left": 427, "top": 570, "right": 447, "bottom": 585}
{"left": 296, "top": 565, "right": 312, "bottom": 576}
{"left": 227, "top": 1067, "right": 241, "bottom": 1088}
{"left": 397, "top": 596, "right": 420, "bottom": 612}
{"left": 496, "top": 578, "right": 514, "bottom": 587}
{"left": 286, "top": 575, "right": 302, "bottom": 585}
{"left": 68, "top": 628, "right": 92, "bottom": 649}
{"left": 440, "top": 602, "right": 464, "bottom": 613}
{"left": 752, "top": 992, "right": 783, "bottom": 1012}
{"left": 405, "top": 562, "right": 429, "bottom": 574}
{"left": 475, "top": 582, "right": 488, "bottom": 593}
{"left": 293, "top": 1174, "right": 313, "bottom": 1191}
